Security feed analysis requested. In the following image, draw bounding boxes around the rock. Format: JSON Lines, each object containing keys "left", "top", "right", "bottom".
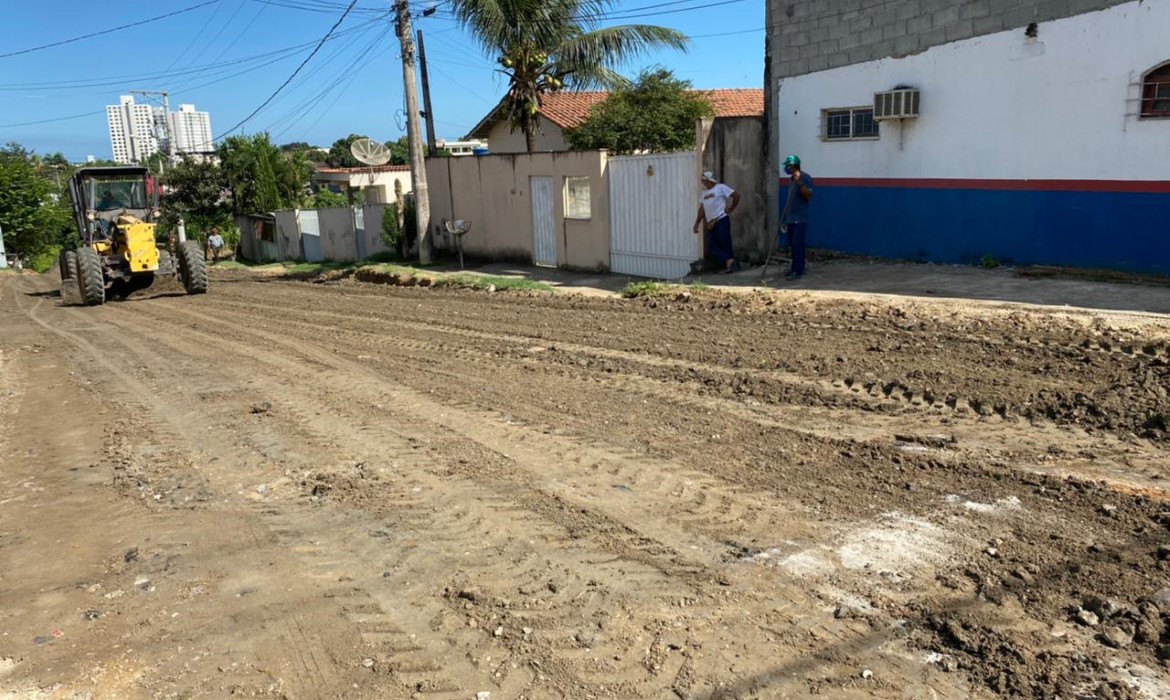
{"left": 1084, "top": 596, "right": 1121, "bottom": 619}
{"left": 1099, "top": 626, "right": 1133, "bottom": 649}
{"left": 457, "top": 587, "right": 483, "bottom": 603}
{"left": 493, "top": 626, "right": 504, "bottom": 638}
{"left": 522, "top": 627, "right": 533, "bottom": 636}
{"left": 939, "top": 656, "right": 957, "bottom": 673}
{"left": 834, "top": 606, "right": 847, "bottom": 620}
{"left": 477, "top": 693, "right": 492, "bottom": 700}
{"left": 1158, "top": 544, "right": 1170, "bottom": 560}
{"left": 1074, "top": 608, "right": 1100, "bottom": 627}
{"left": 861, "top": 669, "right": 873, "bottom": 680}
{"left": 985, "top": 547, "right": 999, "bottom": 558}
{"left": 82, "top": 609, "right": 101, "bottom": 621}
{"left": 1100, "top": 504, "right": 1117, "bottom": 516}
{"left": 574, "top": 631, "right": 596, "bottom": 648}
{"left": 1146, "top": 588, "right": 1170, "bottom": 611}
{"left": 361, "top": 658, "right": 375, "bottom": 669}
{"left": 250, "top": 402, "right": 272, "bottom": 415}
{"left": 1135, "top": 621, "right": 1163, "bottom": 644}
{"left": 1157, "top": 644, "right": 1170, "bottom": 661}
{"left": 547, "top": 582, "right": 559, "bottom": 594}
{"left": 123, "top": 547, "right": 139, "bottom": 563}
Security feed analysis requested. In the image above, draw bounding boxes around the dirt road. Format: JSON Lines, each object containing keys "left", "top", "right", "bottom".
{"left": 2, "top": 270, "right": 1170, "bottom": 699}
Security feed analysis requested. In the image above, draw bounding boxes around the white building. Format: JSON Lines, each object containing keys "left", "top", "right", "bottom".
{"left": 435, "top": 138, "right": 488, "bottom": 156}
{"left": 106, "top": 96, "right": 215, "bottom": 163}
{"left": 764, "top": 0, "right": 1170, "bottom": 275}
{"left": 312, "top": 164, "right": 413, "bottom": 205}
{"left": 106, "top": 95, "right": 159, "bottom": 164}
{"left": 170, "top": 104, "right": 214, "bottom": 155}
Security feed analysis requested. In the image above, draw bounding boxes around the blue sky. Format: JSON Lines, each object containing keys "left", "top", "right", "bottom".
{"left": 0, "top": 0, "right": 763, "bottom": 161}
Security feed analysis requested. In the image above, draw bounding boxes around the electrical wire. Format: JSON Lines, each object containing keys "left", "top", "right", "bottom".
{"left": 0, "top": 1, "right": 222, "bottom": 59}
{"left": 212, "top": 0, "right": 362, "bottom": 140}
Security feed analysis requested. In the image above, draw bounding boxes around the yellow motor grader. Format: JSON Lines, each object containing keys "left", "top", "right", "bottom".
{"left": 61, "top": 166, "right": 207, "bottom": 304}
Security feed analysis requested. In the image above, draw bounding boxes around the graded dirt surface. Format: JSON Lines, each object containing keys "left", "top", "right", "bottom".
{"left": 2, "top": 270, "right": 1170, "bottom": 700}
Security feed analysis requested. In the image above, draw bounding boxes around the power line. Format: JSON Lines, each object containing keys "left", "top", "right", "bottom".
{"left": 0, "top": 110, "right": 103, "bottom": 130}
{"left": 213, "top": 0, "right": 362, "bottom": 140}
{"left": 0, "top": 1, "right": 222, "bottom": 59}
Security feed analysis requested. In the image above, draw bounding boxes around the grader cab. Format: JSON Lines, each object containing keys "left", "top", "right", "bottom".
{"left": 61, "top": 166, "right": 207, "bottom": 305}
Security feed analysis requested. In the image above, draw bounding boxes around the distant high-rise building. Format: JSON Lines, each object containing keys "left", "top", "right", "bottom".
{"left": 106, "top": 96, "right": 215, "bottom": 163}
{"left": 170, "top": 104, "right": 214, "bottom": 155}
{"left": 106, "top": 95, "right": 159, "bottom": 164}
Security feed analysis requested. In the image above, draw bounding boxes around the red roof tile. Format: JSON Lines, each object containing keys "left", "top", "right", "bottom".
{"left": 467, "top": 88, "right": 764, "bottom": 137}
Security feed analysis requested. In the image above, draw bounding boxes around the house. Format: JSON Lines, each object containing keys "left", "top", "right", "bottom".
{"left": 466, "top": 89, "right": 765, "bottom": 154}
{"left": 312, "top": 164, "right": 413, "bottom": 205}
{"left": 764, "top": 0, "right": 1170, "bottom": 275}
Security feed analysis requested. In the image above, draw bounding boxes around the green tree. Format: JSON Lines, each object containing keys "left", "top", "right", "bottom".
{"left": 311, "top": 188, "right": 349, "bottom": 208}
{"left": 0, "top": 143, "right": 70, "bottom": 258}
{"left": 253, "top": 148, "right": 282, "bottom": 213}
{"left": 162, "top": 156, "right": 230, "bottom": 239}
{"left": 385, "top": 136, "right": 409, "bottom": 166}
{"left": 447, "top": 0, "right": 687, "bottom": 153}
{"left": 217, "top": 133, "right": 310, "bottom": 215}
{"left": 566, "top": 68, "right": 713, "bottom": 154}
{"left": 326, "top": 133, "right": 370, "bottom": 168}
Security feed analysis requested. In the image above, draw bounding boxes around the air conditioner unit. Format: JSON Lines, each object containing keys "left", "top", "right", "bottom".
{"left": 873, "top": 89, "right": 921, "bottom": 120}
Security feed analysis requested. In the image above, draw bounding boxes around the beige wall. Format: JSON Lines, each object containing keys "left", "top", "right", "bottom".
{"left": 427, "top": 151, "right": 611, "bottom": 271}
{"left": 484, "top": 120, "right": 571, "bottom": 154}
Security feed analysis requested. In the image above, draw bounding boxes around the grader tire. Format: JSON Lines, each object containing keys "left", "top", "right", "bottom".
{"left": 59, "top": 249, "right": 77, "bottom": 281}
{"left": 178, "top": 240, "right": 208, "bottom": 295}
{"left": 76, "top": 247, "right": 106, "bottom": 306}
{"left": 63, "top": 250, "right": 79, "bottom": 282}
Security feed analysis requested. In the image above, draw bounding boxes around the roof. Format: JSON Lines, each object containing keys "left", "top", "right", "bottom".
{"left": 73, "top": 165, "right": 149, "bottom": 178}
{"left": 466, "top": 88, "right": 765, "bottom": 139}
{"left": 315, "top": 164, "right": 411, "bottom": 174}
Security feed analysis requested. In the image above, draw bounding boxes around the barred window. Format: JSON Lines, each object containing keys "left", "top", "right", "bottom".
{"left": 822, "top": 107, "right": 880, "bottom": 140}
{"left": 1141, "top": 63, "right": 1170, "bottom": 118}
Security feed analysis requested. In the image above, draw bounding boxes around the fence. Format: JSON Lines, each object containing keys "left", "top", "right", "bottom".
{"left": 237, "top": 203, "right": 396, "bottom": 263}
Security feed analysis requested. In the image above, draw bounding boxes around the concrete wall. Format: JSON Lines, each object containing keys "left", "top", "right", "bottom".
{"left": 361, "top": 204, "right": 394, "bottom": 258}
{"left": 776, "top": 1, "right": 1170, "bottom": 273}
{"left": 763, "top": 0, "right": 1138, "bottom": 254}
{"left": 765, "top": 0, "right": 1135, "bottom": 79}
{"left": 698, "top": 117, "right": 768, "bottom": 261}
{"left": 318, "top": 207, "right": 357, "bottom": 262}
{"left": 483, "top": 120, "right": 571, "bottom": 154}
{"left": 426, "top": 151, "right": 611, "bottom": 270}
{"left": 274, "top": 211, "right": 300, "bottom": 261}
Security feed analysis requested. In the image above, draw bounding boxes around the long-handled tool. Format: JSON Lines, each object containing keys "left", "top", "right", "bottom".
{"left": 761, "top": 180, "right": 797, "bottom": 280}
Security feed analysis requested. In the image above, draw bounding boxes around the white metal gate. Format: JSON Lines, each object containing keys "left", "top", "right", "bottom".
{"left": 609, "top": 152, "right": 699, "bottom": 279}
{"left": 299, "top": 209, "right": 324, "bottom": 262}
{"left": 530, "top": 176, "right": 557, "bottom": 266}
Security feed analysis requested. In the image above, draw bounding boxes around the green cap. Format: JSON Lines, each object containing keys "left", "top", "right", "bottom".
{"left": 783, "top": 155, "right": 801, "bottom": 167}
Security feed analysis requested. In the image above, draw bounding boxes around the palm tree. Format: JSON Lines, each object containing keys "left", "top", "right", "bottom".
{"left": 448, "top": 0, "right": 688, "bottom": 153}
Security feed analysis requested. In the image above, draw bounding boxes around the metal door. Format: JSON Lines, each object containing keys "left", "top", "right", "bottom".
{"left": 609, "top": 152, "right": 699, "bottom": 279}
{"left": 530, "top": 176, "right": 557, "bottom": 267}
{"left": 299, "top": 209, "right": 324, "bottom": 262}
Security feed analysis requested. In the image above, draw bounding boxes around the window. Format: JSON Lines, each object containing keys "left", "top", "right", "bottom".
{"left": 1141, "top": 63, "right": 1170, "bottom": 118}
{"left": 564, "top": 177, "right": 591, "bottom": 219}
{"left": 822, "top": 107, "right": 880, "bottom": 140}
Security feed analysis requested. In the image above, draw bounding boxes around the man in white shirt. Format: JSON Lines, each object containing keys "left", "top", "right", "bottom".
{"left": 693, "top": 170, "right": 741, "bottom": 273}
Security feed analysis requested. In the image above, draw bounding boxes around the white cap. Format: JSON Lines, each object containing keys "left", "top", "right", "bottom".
{"left": 701, "top": 170, "right": 715, "bottom": 182}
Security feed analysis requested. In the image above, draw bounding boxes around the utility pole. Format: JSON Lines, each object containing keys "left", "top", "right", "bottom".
{"left": 394, "top": 0, "right": 432, "bottom": 264}
{"left": 416, "top": 29, "right": 438, "bottom": 157}
{"left": 130, "top": 89, "right": 175, "bottom": 165}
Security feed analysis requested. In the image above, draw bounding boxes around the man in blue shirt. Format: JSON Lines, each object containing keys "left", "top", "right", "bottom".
{"left": 781, "top": 155, "right": 813, "bottom": 280}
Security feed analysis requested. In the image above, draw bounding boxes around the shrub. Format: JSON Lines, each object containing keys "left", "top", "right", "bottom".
{"left": 29, "top": 245, "right": 62, "bottom": 273}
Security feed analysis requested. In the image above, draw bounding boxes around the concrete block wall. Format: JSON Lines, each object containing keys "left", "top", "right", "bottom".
{"left": 762, "top": 0, "right": 1136, "bottom": 248}
{"left": 765, "top": 0, "right": 1134, "bottom": 79}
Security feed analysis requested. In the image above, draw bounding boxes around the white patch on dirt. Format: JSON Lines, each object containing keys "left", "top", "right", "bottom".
{"left": 837, "top": 513, "right": 950, "bottom": 576}
{"left": 944, "top": 494, "right": 1022, "bottom": 514}
{"left": 1108, "top": 659, "right": 1170, "bottom": 699}
{"left": 0, "top": 657, "right": 17, "bottom": 678}
{"left": 747, "top": 513, "right": 953, "bottom": 581}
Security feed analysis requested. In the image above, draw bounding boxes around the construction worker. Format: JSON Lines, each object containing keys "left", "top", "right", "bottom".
{"left": 694, "top": 170, "right": 741, "bottom": 273}
{"left": 781, "top": 155, "right": 813, "bottom": 280}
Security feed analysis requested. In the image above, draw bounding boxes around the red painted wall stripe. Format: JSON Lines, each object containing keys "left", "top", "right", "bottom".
{"left": 813, "top": 178, "right": 1170, "bottom": 194}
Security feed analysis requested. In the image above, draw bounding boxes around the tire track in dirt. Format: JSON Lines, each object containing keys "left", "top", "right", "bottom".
{"left": 113, "top": 296, "right": 989, "bottom": 697}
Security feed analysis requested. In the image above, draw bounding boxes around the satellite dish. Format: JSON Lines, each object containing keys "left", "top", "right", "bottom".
{"left": 350, "top": 138, "right": 391, "bottom": 166}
